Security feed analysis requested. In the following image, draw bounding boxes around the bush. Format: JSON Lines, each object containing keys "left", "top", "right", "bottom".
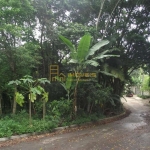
{"left": 47, "top": 98, "right": 72, "bottom": 118}
{"left": 0, "top": 110, "right": 58, "bottom": 138}
{"left": 0, "top": 110, "right": 105, "bottom": 138}
{"left": 138, "top": 95, "right": 150, "bottom": 99}
{"left": 77, "top": 82, "right": 113, "bottom": 113}
{"left": 72, "top": 113, "right": 104, "bottom": 125}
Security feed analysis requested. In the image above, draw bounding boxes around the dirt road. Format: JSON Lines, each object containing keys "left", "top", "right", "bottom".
{"left": 1, "top": 96, "right": 150, "bottom": 150}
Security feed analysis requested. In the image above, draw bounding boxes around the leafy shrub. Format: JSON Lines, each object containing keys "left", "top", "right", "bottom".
{"left": 141, "top": 75, "right": 150, "bottom": 92}
{"left": 138, "top": 95, "right": 150, "bottom": 99}
{"left": 72, "top": 113, "right": 104, "bottom": 125}
{"left": 77, "top": 82, "right": 124, "bottom": 116}
{"left": 47, "top": 98, "right": 72, "bottom": 118}
{"left": 0, "top": 110, "right": 58, "bottom": 138}
{"left": 77, "top": 82, "right": 112, "bottom": 113}
{"left": 0, "top": 99, "right": 71, "bottom": 137}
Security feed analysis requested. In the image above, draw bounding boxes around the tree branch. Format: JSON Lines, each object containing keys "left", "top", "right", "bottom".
{"left": 96, "top": 0, "right": 106, "bottom": 31}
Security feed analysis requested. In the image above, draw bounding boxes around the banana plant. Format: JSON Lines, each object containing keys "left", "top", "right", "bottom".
{"left": 55, "top": 76, "right": 73, "bottom": 101}
{"left": 59, "top": 33, "right": 119, "bottom": 117}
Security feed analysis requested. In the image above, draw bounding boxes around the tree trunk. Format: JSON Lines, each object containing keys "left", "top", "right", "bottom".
{"left": 67, "top": 91, "right": 70, "bottom": 101}
{"left": 0, "top": 93, "right": 2, "bottom": 115}
{"left": 12, "top": 86, "right": 17, "bottom": 114}
{"left": 43, "top": 100, "right": 46, "bottom": 120}
{"left": 87, "top": 102, "right": 91, "bottom": 113}
{"left": 90, "top": 103, "right": 94, "bottom": 114}
{"left": 73, "top": 77, "right": 80, "bottom": 118}
{"left": 29, "top": 93, "right": 32, "bottom": 125}
{"left": 96, "top": 0, "right": 106, "bottom": 31}
{"left": 73, "top": 86, "right": 77, "bottom": 117}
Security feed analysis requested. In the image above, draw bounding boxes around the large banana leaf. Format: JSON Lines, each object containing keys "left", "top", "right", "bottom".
{"left": 100, "top": 69, "right": 125, "bottom": 81}
{"left": 102, "top": 64, "right": 125, "bottom": 81}
{"left": 87, "top": 40, "right": 109, "bottom": 58}
{"left": 93, "top": 54, "right": 119, "bottom": 60}
{"left": 65, "top": 76, "right": 72, "bottom": 90}
{"left": 99, "top": 71, "right": 118, "bottom": 78}
{"left": 94, "top": 49, "right": 110, "bottom": 56}
{"left": 92, "top": 48, "right": 120, "bottom": 59}
{"left": 55, "top": 76, "right": 72, "bottom": 92}
{"left": 59, "top": 35, "right": 75, "bottom": 52}
{"left": 59, "top": 35, "right": 76, "bottom": 59}
{"left": 111, "top": 69, "right": 125, "bottom": 81}
{"left": 77, "top": 34, "right": 91, "bottom": 62}
{"left": 69, "top": 59, "right": 78, "bottom": 64}
{"left": 85, "top": 60, "right": 99, "bottom": 67}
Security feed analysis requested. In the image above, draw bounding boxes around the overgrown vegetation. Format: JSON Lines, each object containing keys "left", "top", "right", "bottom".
{"left": 0, "top": 110, "right": 57, "bottom": 138}
{"left": 0, "top": 109, "right": 104, "bottom": 138}
{"left": 0, "top": 0, "right": 150, "bottom": 137}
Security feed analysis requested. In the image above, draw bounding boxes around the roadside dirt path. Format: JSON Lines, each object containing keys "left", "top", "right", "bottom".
{"left": 1, "top": 96, "right": 150, "bottom": 150}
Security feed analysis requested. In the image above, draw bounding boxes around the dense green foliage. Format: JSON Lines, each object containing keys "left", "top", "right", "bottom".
{"left": 0, "top": 108, "right": 104, "bottom": 137}
{"left": 142, "top": 75, "right": 150, "bottom": 93}
{"left": 0, "top": 111, "right": 57, "bottom": 137}
{"left": 0, "top": 0, "right": 150, "bottom": 137}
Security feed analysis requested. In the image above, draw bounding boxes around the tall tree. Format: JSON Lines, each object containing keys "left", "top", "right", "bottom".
{"left": 0, "top": 0, "right": 41, "bottom": 113}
